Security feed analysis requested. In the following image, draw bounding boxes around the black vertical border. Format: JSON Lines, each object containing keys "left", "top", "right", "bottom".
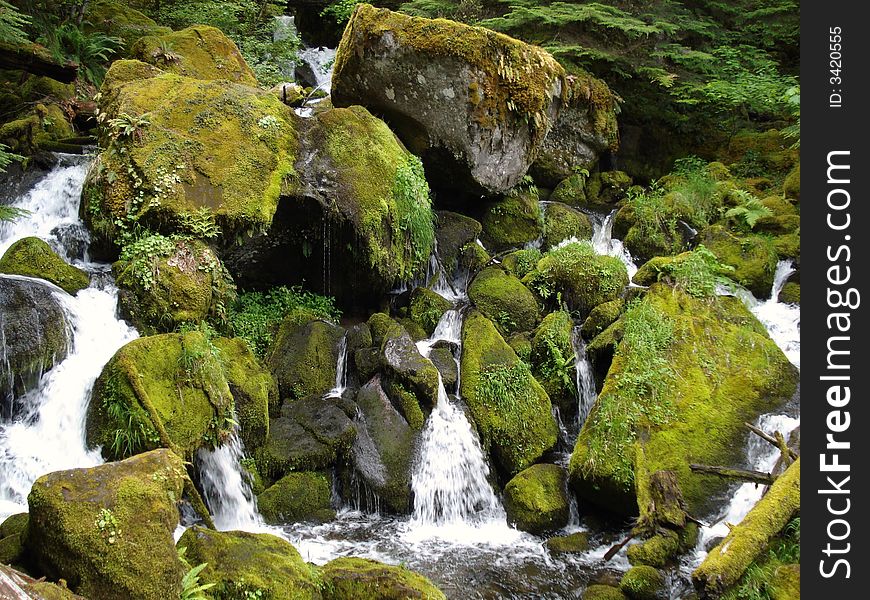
{"left": 802, "top": 1, "right": 869, "bottom": 597}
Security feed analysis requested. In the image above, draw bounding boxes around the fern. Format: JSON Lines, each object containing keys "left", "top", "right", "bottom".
{"left": 725, "top": 191, "right": 773, "bottom": 229}
{"left": 0, "top": 0, "right": 29, "bottom": 45}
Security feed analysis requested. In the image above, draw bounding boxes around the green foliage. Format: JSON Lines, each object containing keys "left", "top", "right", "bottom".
{"left": 178, "top": 546, "right": 216, "bottom": 600}
{"left": 0, "top": 204, "right": 28, "bottom": 222}
{"left": 152, "top": 39, "right": 181, "bottom": 64}
{"left": 101, "top": 368, "right": 161, "bottom": 457}
{"left": 583, "top": 299, "right": 676, "bottom": 485}
{"left": 626, "top": 184, "right": 683, "bottom": 255}
{"left": 781, "top": 85, "right": 800, "bottom": 149}
{"left": 725, "top": 517, "right": 801, "bottom": 600}
{"left": 477, "top": 361, "right": 541, "bottom": 436}
{"left": 118, "top": 231, "right": 177, "bottom": 290}
{"left": 107, "top": 112, "right": 152, "bottom": 142}
{"left": 509, "top": 248, "right": 542, "bottom": 279}
{"left": 667, "top": 157, "right": 723, "bottom": 227}
{"left": 322, "top": 0, "right": 366, "bottom": 24}
{"left": 94, "top": 508, "right": 121, "bottom": 544}
{"left": 177, "top": 208, "right": 222, "bottom": 239}
{"left": 535, "top": 312, "right": 575, "bottom": 390}
{"left": 391, "top": 154, "right": 435, "bottom": 276}
{"left": 660, "top": 245, "right": 735, "bottom": 298}
{"left": 725, "top": 191, "right": 774, "bottom": 230}
{"left": 146, "top": 0, "right": 300, "bottom": 87}
{"left": 38, "top": 22, "right": 122, "bottom": 85}
{"left": 229, "top": 286, "right": 341, "bottom": 357}
{"left": 0, "top": 0, "right": 29, "bottom": 45}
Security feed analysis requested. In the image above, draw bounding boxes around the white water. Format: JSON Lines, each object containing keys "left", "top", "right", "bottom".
{"left": 572, "top": 327, "right": 597, "bottom": 428}
{"left": 299, "top": 46, "right": 336, "bottom": 91}
{"left": 0, "top": 155, "right": 138, "bottom": 520}
{"left": 747, "top": 260, "right": 801, "bottom": 368}
{"left": 325, "top": 334, "right": 349, "bottom": 398}
{"left": 591, "top": 209, "right": 638, "bottom": 280}
{"left": 196, "top": 432, "right": 266, "bottom": 532}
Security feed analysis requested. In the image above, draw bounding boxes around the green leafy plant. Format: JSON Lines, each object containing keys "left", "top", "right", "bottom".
{"left": 177, "top": 208, "right": 222, "bottom": 240}
{"left": 725, "top": 190, "right": 774, "bottom": 229}
{"left": 152, "top": 39, "right": 181, "bottom": 64}
{"left": 178, "top": 546, "right": 216, "bottom": 600}
{"left": 660, "top": 245, "right": 735, "bottom": 298}
{"left": 0, "top": 204, "right": 28, "bottom": 222}
{"left": 107, "top": 112, "right": 152, "bottom": 143}
{"left": 0, "top": 0, "right": 30, "bottom": 45}
{"left": 94, "top": 508, "right": 121, "bottom": 544}
{"left": 391, "top": 154, "right": 435, "bottom": 279}
{"left": 322, "top": 0, "right": 366, "bottom": 24}
{"left": 38, "top": 22, "right": 122, "bottom": 85}
{"left": 626, "top": 184, "right": 684, "bottom": 255}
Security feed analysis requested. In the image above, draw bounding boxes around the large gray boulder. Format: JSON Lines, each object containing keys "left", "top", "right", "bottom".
{"left": 331, "top": 4, "right": 566, "bottom": 197}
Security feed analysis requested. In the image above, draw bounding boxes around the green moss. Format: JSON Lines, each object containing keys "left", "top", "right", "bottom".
{"left": 0, "top": 513, "right": 27, "bottom": 539}
{"left": 460, "top": 311, "right": 557, "bottom": 477}
{"left": 178, "top": 527, "right": 321, "bottom": 600}
{"left": 214, "top": 337, "right": 276, "bottom": 449}
{"left": 773, "top": 231, "right": 800, "bottom": 260}
{"left": 409, "top": 287, "right": 452, "bottom": 336}
{"left": 524, "top": 241, "right": 628, "bottom": 315}
{"left": 782, "top": 163, "right": 800, "bottom": 201}
{"left": 619, "top": 565, "right": 664, "bottom": 600}
{"left": 530, "top": 310, "right": 576, "bottom": 411}
{"left": 768, "top": 564, "right": 800, "bottom": 600}
{"left": 257, "top": 472, "right": 335, "bottom": 524}
{"left": 131, "top": 26, "right": 257, "bottom": 85}
{"left": 543, "top": 202, "right": 593, "bottom": 249}
{"left": 570, "top": 285, "right": 796, "bottom": 516}
{"left": 101, "top": 58, "right": 163, "bottom": 90}
{"left": 581, "top": 298, "right": 625, "bottom": 339}
{"left": 503, "top": 464, "right": 570, "bottom": 534}
{"left": 778, "top": 281, "right": 800, "bottom": 305}
{"left": 480, "top": 185, "right": 543, "bottom": 251}
{"left": 87, "top": 332, "right": 234, "bottom": 460}
{"left": 86, "top": 68, "right": 298, "bottom": 248}
{"left": 469, "top": 266, "right": 541, "bottom": 335}
{"left": 546, "top": 531, "right": 590, "bottom": 554}
{"left": 24, "top": 450, "right": 187, "bottom": 600}
{"left": 0, "top": 531, "right": 23, "bottom": 564}
{"left": 320, "top": 556, "right": 446, "bottom": 600}
{"left": 386, "top": 380, "right": 426, "bottom": 431}
{"left": 693, "top": 459, "right": 800, "bottom": 596}
{"left": 21, "top": 580, "right": 85, "bottom": 600}
{"left": 435, "top": 211, "right": 482, "bottom": 271}
{"left": 459, "top": 241, "right": 491, "bottom": 272}
{"left": 583, "top": 584, "right": 628, "bottom": 600}
{"left": 84, "top": 0, "right": 171, "bottom": 52}
{"left": 0, "top": 237, "right": 89, "bottom": 294}
{"left": 700, "top": 226, "right": 779, "bottom": 296}
{"left": 267, "top": 318, "right": 344, "bottom": 402}
{"left": 550, "top": 173, "right": 588, "bottom": 207}
{"left": 626, "top": 530, "right": 681, "bottom": 568}
{"left": 501, "top": 248, "right": 542, "bottom": 279}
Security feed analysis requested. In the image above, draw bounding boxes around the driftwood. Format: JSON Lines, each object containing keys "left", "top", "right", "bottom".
{"left": 744, "top": 421, "right": 798, "bottom": 461}
{"left": 689, "top": 464, "right": 776, "bottom": 485}
{"left": 0, "top": 42, "right": 78, "bottom": 83}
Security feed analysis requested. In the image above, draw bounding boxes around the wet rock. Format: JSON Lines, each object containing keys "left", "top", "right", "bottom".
{"left": 480, "top": 186, "right": 543, "bottom": 251}
{"left": 542, "top": 202, "right": 592, "bottom": 249}
{"left": 267, "top": 318, "right": 344, "bottom": 402}
{"left": 503, "top": 464, "right": 570, "bottom": 534}
{"left": 468, "top": 266, "right": 541, "bottom": 335}
{"left": 0, "top": 236, "right": 89, "bottom": 294}
{"left": 320, "top": 556, "right": 446, "bottom": 599}
{"left": 257, "top": 471, "right": 335, "bottom": 524}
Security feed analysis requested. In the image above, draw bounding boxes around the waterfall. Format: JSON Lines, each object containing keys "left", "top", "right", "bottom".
{"left": 572, "top": 327, "right": 597, "bottom": 428}
{"left": 748, "top": 260, "right": 800, "bottom": 368}
{"left": 590, "top": 209, "right": 638, "bottom": 280}
{"left": 325, "top": 334, "right": 348, "bottom": 398}
{"left": 196, "top": 432, "right": 264, "bottom": 531}
{"left": 0, "top": 155, "right": 138, "bottom": 520}
{"left": 298, "top": 46, "right": 337, "bottom": 91}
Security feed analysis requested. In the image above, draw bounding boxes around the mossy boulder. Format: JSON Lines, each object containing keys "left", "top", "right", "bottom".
{"left": 320, "top": 557, "right": 446, "bottom": 600}
{"left": 87, "top": 332, "right": 234, "bottom": 460}
{"left": 542, "top": 202, "right": 593, "bottom": 249}
{"left": 24, "top": 449, "right": 187, "bottom": 600}
{"left": 783, "top": 163, "right": 800, "bottom": 201}
{"left": 530, "top": 310, "right": 577, "bottom": 413}
{"left": 501, "top": 248, "right": 542, "bottom": 280}
{"left": 257, "top": 471, "right": 335, "bottom": 524}
{"left": 350, "top": 376, "right": 418, "bottom": 513}
{"left": 468, "top": 266, "right": 541, "bottom": 335}
{"left": 503, "top": 464, "right": 571, "bottom": 534}
{"left": 131, "top": 26, "right": 257, "bottom": 85}
{"left": 408, "top": 287, "right": 452, "bottom": 337}
{"left": 619, "top": 566, "right": 664, "bottom": 600}
{"left": 255, "top": 395, "right": 356, "bottom": 482}
{"left": 114, "top": 238, "right": 234, "bottom": 334}
{"left": 459, "top": 241, "right": 491, "bottom": 273}
{"left": 380, "top": 325, "right": 441, "bottom": 411}
{"left": 587, "top": 171, "right": 633, "bottom": 207}
{"left": 581, "top": 298, "right": 625, "bottom": 340}
{"left": 480, "top": 186, "right": 543, "bottom": 252}
{"left": 429, "top": 345, "right": 458, "bottom": 390}
{"left": 0, "top": 514, "right": 27, "bottom": 564}
{"left": 0, "top": 237, "right": 89, "bottom": 294}
{"left": 583, "top": 584, "right": 628, "bottom": 600}
{"left": 332, "top": 3, "right": 566, "bottom": 197}
{"left": 267, "top": 318, "right": 344, "bottom": 402}
{"left": 84, "top": 0, "right": 171, "bottom": 52}
{"left": 524, "top": 242, "right": 628, "bottom": 316}
{"left": 84, "top": 65, "right": 298, "bottom": 257}
{"left": 626, "top": 530, "right": 683, "bottom": 568}
{"left": 435, "top": 211, "right": 482, "bottom": 273}
{"left": 546, "top": 531, "right": 590, "bottom": 554}
{"left": 0, "top": 276, "right": 71, "bottom": 413}
{"left": 0, "top": 102, "right": 75, "bottom": 155}
{"left": 178, "top": 527, "right": 321, "bottom": 600}
{"left": 214, "top": 337, "right": 277, "bottom": 449}
{"left": 778, "top": 281, "right": 800, "bottom": 305}
{"left": 699, "top": 226, "right": 778, "bottom": 297}
{"left": 550, "top": 173, "right": 588, "bottom": 207}
{"left": 773, "top": 231, "right": 800, "bottom": 260}
{"left": 631, "top": 255, "right": 677, "bottom": 287}
{"left": 530, "top": 74, "right": 619, "bottom": 187}
{"left": 459, "top": 311, "right": 558, "bottom": 477}
{"left": 569, "top": 285, "right": 797, "bottom": 517}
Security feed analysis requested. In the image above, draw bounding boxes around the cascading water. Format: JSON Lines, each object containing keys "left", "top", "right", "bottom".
{"left": 196, "top": 432, "right": 265, "bottom": 531}
{"left": 326, "top": 334, "right": 349, "bottom": 398}
{"left": 297, "top": 46, "right": 336, "bottom": 91}
{"left": 572, "top": 327, "right": 597, "bottom": 428}
{"left": 747, "top": 260, "right": 800, "bottom": 367}
{"left": 590, "top": 209, "right": 638, "bottom": 280}
{"left": 0, "top": 155, "right": 138, "bottom": 520}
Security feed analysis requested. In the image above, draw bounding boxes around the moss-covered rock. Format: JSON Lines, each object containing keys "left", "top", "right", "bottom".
{"left": 480, "top": 186, "right": 543, "bottom": 252}
{"left": 380, "top": 325, "right": 441, "bottom": 411}
{"left": 114, "top": 237, "right": 234, "bottom": 334}
{"left": 87, "top": 332, "right": 234, "bottom": 460}
{"left": 0, "top": 528, "right": 23, "bottom": 564}
{"left": 524, "top": 242, "right": 628, "bottom": 316}
{"left": 459, "top": 240, "right": 491, "bottom": 273}
{"left": 257, "top": 471, "right": 335, "bottom": 524}
{"left": 588, "top": 171, "right": 633, "bottom": 207}
{"left": 178, "top": 527, "right": 321, "bottom": 600}
{"left": 429, "top": 345, "right": 458, "bottom": 390}
{"left": 409, "top": 287, "right": 452, "bottom": 336}
{"left": 214, "top": 337, "right": 277, "bottom": 449}
{"left": 0, "top": 237, "right": 89, "bottom": 294}
{"left": 351, "top": 376, "right": 418, "bottom": 513}
{"left": 783, "top": 163, "right": 800, "bottom": 202}
{"left": 459, "top": 311, "right": 557, "bottom": 477}
{"left": 583, "top": 584, "right": 628, "bottom": 600}
{"left": 693, "top": 459, "right": 800, "bottom": 596}
{"left": 773, "top": 231, "right": 800, "bottom": 260}
{"left": 530, "top": 310, "right": 576, "bottom": 413}
{"left": 501, "top": 248, "right": 542, "bottom": 280}
{"left": 0, "top": 102, "right": 75, "bottom": 156}
{"left": 550, "top": 173, "right": 588, "bottom": 207}
{"left": 84, "top": 0, "right": 171, "bottom": 52}
{"left": 24, "top": 449, "right": 187, "bottom": 600}
{"left": 778, "top": 281, "right": 800, "bottom": 305}
{"left": 20, "top": 580, "right": 87, "bottom": 600}
{"left": 469, "top": 266, "right": 541, "bottom": 335}
{"left": 569, "top": 285, "right": 797, "bottom": 517}
{"left": 0, "top": 512, "right": 27, "bottom": 539}
{"left": 320, "top": 556, "right": 446, "bottom": 600}
{"left": 542, "top": 202, "right": 592, "bottom": 249}
{"left": 84, "top": 65, "right": 298, "bottom": 256}
{"left": 503, "top": 464, "right": 570, "bottom": 534}
{"left": 699, "top": 226, "right": 778, "bottom": 297}
{"left": 546, "top": 531, "right": 590, "bottom": 554}
{"left": 332, "top": 3, "right": 567, "bottom": 197}
{"left": 769, "top": 563, "right": 800, "bottom": 600}
{"left": 267, "top": 318, "right": 344, "bottom": 402}
{"left": 619, "top": 566, "right": 664, "bottom": 600}
{"left": 581, "top": 298, "right": 625, "bottom": 340}
{"left": 0, "top": 277, "right": 71, "bottom": 413}
{"left": 131, "top": 26, "right": 257, "bottom": 85}
{"left": 435, "top": 211, "right": 482, "bottom": 273}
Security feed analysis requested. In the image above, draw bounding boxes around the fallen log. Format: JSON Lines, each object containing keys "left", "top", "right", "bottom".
{"left": 0, "top": 42, "right": 78, "bottom": 83}
{"left": 689, "top": 464, "right": 775, "bottom": 485}
{"left": 744, "top": 421, "right": 798, "bottom": 461}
